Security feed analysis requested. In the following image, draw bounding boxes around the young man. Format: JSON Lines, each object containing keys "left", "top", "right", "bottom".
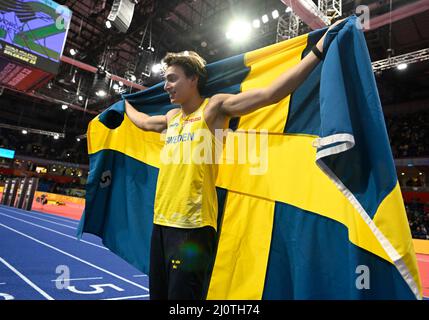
{"left": 125, "top": 19, "right": 344, "bottom": 300}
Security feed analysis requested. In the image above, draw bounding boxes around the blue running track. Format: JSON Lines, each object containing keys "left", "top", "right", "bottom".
{"left": 0, "top": 205, "right": 149, "bottom": 300}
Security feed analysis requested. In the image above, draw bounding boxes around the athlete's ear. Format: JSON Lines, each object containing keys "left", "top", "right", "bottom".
{"left": 190, "top": 75, "right": 199, "bottom": 88}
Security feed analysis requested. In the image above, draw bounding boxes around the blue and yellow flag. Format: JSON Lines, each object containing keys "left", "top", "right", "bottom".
{"left": 77, "top": 16, "right": 422, "bottom": 299}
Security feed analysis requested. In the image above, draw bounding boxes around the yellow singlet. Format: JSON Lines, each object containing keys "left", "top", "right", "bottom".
{"left": 154, "top": 98, "right": 219, "bottom": 231}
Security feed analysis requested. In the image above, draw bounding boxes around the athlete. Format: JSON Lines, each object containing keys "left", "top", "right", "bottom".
{"left": 125, "top": 19, "right": 344, "bottom": 300}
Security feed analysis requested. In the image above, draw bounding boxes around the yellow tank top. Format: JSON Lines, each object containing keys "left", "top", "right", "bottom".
{"left": 154, "top": 98, "right": 219, "bottom": 231}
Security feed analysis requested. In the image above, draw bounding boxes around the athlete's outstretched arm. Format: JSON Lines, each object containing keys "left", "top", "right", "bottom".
{"left": 125, "top": 100, "right": 178, "bottom": 133}
{"left": 217, "top": 19, "right": 345, "bottom": 118}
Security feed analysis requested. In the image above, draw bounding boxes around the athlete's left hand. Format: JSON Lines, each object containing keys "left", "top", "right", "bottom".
{"left": 316, "top": 18, "right": 347, "bottom": 53}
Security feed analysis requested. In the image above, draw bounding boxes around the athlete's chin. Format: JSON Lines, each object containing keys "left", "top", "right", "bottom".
{"left": 170, "top": 97, "right": 181, "bottom": 104}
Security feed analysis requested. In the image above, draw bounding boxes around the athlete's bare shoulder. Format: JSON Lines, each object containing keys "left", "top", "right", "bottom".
{"left": 205, "top": 93, "right": 234, "bottom": 115}
{"left": 166, "top": 108, "right": 181, "bottom": 122}
{"left": 205, "top": 94, "right": 235, "bottom": 131}
{"left": 207, "top": 94, "right": 234, "bottom": 107}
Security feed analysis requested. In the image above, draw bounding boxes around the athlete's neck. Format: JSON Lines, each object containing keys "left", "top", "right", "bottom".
{"left": 180, "top": 95, "right": 205, "bottom": 117}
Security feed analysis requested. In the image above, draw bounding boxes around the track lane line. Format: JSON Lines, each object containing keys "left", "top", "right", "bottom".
{"left": 0, "top": 212, "right": 108, "bottom": 250}
{"left": 23, "top": 209, "right": 79, "bottom": 224}
{"left": 51, "top": 277, "right": 103, "bottom": 282}
{"left": 0, "top": 207, "right": 76, "bottom": 230}
{"left": 0, "top": 223, "right": 149, "bottom": 292}
{"left": 102, "top": 294, "right": 150, "bottom": 300}
{"left": 0, "top": 257, "right": 54, "bottom": 300}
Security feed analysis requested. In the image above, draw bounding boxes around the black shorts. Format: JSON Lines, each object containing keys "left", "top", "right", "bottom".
{"left": 149, "top": 224, "right": 217, "bottom": 300}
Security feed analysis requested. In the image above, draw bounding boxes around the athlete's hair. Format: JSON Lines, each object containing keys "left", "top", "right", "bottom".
{"left": 162, "top": 51, "right": 207, "bottom": 93}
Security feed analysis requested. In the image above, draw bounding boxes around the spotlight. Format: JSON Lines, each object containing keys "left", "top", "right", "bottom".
{"left": 78, "top": 95, "right": 84, "bottom": 101}
{"left": 93, "top": 69, "right": 109, "bottom": 98}
{"left": 226, "top": 20, "right": 252, "bottom": 43}
{"left": 130, "top": 75, "right": 136, "bottom": 81}
{"left": 69, "top": 48, "right": 77, "bottom": 56}
{"left": 96, "top": 89, "right": 107, "bottom": 97}
{"left": 152, "top": 63, "right": 162, "bottom": 74}
{"left": 252, "top": 19, "right": 261, "bottom": 28}
{"left": 119, "top": 81, "right": 124, "bottom": 86}
{"left": 397, "top": 63, "right": 408, "bottom": 70}
{"left": 272, "top": 10, "right": 279, "bottom": 19}
{"left": 76, "top": 138, "right": 81, "bottom": 142}
{"left": 113, "top": 83, "right": 119, "bottom": 90}
{"left": 262, "top": 14, "right": 269, "bottom": 23}
{"left": 61, "top": 104, "right": 68, "bottom": 110}
{"left": 54, "top": 134, "right": 59, "bottom": 140}
{"left": 22, "top": 129, "right": 28, "bottom": 135}
{"left": 105, "top": 20, "right": 112, "bottom": 29}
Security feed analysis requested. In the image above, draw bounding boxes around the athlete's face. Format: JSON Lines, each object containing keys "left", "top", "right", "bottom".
{"left": 163, "top": 65, "right": 198, "bottom": 104}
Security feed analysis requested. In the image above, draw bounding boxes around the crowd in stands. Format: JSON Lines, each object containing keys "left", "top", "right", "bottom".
{"left": 1, "top": 111, "right": 429, "bottom": 206}
{"left": 406, "top": 201, "right": 429, "bottom": 240}
{"left": 1, "top": 111, "right": 428, "bottom": 162}
{"left": 2, "top": 111, "right": 428, "bottom": 162}
{"left": 38, "top": 178, "right": 82, "bottom": 194}
{"left": 385, "top": 111, "right": 429, "bottom": 158}
{"left": 0, "top": 128, "right": 88, "bottom": 164}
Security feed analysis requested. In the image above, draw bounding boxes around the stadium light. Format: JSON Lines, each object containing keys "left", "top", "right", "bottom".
{"left": 272, "top": 10, "right": 279, "bottom": 19}
{"left": 152, "top": 63, "right": 162, "bottom": 74}
{"left": 96, "top": 89, "right": 107, "bottom": 97}
{"left": 262, "top": 14, "right": 269, "bottom": 23}
{"left": 61, "top": 104, "right": 68, "bottom": 110}
{"left": 397, "top": 63, "right": 408, "bottom": 70}
{"left": 226, "top": 20, "right": 252, "bottom": 43}
{"left": 252, "top": 19, "right": 261, "bottom": 28}
{"left": 22, "top": 129, "right": 28, "bottom": 135}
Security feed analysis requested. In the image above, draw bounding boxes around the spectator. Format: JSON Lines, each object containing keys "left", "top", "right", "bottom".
{"left": 385, "top": 111, "right": 429, "bottom": 158}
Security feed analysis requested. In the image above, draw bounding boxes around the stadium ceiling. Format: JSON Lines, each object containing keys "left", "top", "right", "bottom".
{"left": 0, "top": 0, "right": 428, "bottom": 137}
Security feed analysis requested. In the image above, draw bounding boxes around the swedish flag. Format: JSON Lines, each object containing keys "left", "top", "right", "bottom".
{"left": 77, "top": 16, "right": 422, "bottom": 299}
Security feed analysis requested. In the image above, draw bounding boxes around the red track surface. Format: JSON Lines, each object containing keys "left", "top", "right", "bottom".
{"left": 1, "top": 191, "right": 428, "bottom": 299}
{"left": 417, "top": 254, "right": 429, "bottom": 298}
{"left": 31, "top": 201, "right": 84, "bottom": 221}
{"left": 30, "top": 202, "right": 429, "bottom": 299}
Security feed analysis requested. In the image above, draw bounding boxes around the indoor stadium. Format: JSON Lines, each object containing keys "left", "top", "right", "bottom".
{"left": 0, "top": 0, "right": 428, "bottom": 303}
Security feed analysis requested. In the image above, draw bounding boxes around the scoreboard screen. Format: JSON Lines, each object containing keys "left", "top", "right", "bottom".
{"left": 0, "top": 0, "right": 72, "bottom": 90}
{"left": 0, "top": 147, "right": 15, "bottom": 159}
